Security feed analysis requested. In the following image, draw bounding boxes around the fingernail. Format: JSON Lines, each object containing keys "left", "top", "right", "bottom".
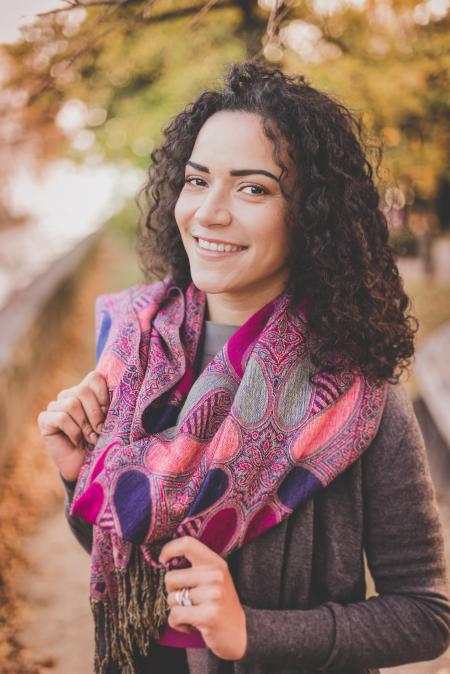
{"left": 97, "top": 422, "right": 103, "bottom": 433}
{"left": 89, "top": 431, "right": 98, "bottom": 441}
{"left": 101, "top": 405, "right": 108, "bottom": 413}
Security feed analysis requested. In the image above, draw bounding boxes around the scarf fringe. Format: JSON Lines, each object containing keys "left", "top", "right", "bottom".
{"left": 91, "top": 546, "right": 168, "bottom": 674}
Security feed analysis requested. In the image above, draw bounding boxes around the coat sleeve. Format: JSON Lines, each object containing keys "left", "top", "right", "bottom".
{"left": 61, "top": 473, "right": 93, "bottom": 555}
{"left": 238, "top": 385, "right": 450, "bottom": 671}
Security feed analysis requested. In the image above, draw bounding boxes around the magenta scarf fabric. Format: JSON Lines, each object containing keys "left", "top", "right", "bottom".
{"left": 70, "top": 278, "right": 387, "bottom": 672}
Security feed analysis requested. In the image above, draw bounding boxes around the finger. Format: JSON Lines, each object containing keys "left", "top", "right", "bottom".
{"left": 168, "top": 604, "right": 216, "bottom": 632}
{"left": 57, "top": 371, "right": 109, "bottom": 413}
{"left": 159, "top": 536, "right": 224, "bottom": 568}
{"left": 167, "top": 622, "right": 194, "bottom": 634}
{"left": 76, "top": 384, "right": 106, "bottom": 434}
{"left": 166, "top": 583, "right": 222, "bottom": 608}
{"left": 84, "top": 370, "right": 110, "bottom": 410}
{"left": 38, "top": 410, "right": 85, "bottom": 448}
{"left": 57, "top": 382, "right": 106, "bottom": 434}
{"left": 165, "top": 567, "right": 225, "bottom": 594}
{"left": 167, "top": 604, "right": 202, "bottom": 631}
{"left": 47, "top": 397, "right": 99, "bottom": 445}
{"left": 56, "top": 386, "right": 78, "bottom": 401}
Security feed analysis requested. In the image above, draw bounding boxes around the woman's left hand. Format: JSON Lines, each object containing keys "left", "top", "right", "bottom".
{"left": 160, "top": 536, "right": 247, "bottom": 661}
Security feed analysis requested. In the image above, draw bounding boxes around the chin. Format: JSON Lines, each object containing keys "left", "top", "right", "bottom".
{"left": 190, "top": 270, "right": 234, "bottom": 294}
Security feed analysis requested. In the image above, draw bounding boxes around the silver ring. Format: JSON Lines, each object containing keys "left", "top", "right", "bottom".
{"left": 175, "top": 587, "right": 193, "bottom": 607}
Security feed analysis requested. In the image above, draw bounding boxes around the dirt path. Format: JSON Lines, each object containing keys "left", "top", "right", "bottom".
{"left": 16, "top": 510, "right": 94, "bottom": 674}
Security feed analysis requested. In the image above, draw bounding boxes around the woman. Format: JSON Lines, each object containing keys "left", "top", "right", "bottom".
{"left": 38, "top": 62, "right": 450, "bottom": 674}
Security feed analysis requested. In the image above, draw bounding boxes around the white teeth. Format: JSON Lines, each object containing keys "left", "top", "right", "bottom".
{"left": 197, "top": 238, "right": 244, "bottom": 253}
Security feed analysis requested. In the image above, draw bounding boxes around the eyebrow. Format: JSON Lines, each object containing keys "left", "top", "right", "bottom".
{"left": 186, "top": 160, "right": 280, "bottom": 183}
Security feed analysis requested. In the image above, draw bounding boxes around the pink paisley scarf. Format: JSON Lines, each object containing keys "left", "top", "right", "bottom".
{"left": 71, "top": 277, "right": 387, "bottom": 673}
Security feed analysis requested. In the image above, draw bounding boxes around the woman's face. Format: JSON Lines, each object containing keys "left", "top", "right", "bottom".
{"left": 174, "top": 111, "right": 294, "bottom": 309}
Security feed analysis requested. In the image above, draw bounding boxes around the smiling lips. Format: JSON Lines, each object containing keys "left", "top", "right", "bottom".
{"left": 194, "top": 236, "right": 248, "bottom": 255}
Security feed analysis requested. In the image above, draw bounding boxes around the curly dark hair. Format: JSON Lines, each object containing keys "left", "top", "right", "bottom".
{"left": 136, "top": 61, "right": 417, "bottom": 383}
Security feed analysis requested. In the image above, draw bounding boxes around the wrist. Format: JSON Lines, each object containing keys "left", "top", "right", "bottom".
{"left": 233, "top": 605, "right": 248, "bottom": 660}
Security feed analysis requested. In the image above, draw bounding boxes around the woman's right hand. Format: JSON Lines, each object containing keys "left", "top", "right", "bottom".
{"left": 37, "top": 370, "right": 110, "bottom": 483}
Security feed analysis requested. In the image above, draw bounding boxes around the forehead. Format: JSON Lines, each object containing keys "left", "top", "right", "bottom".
{"left": 191, "top": 111, "right": 286, "bottom": 169}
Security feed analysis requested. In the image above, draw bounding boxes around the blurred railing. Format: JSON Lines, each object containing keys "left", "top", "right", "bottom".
{"left": 0, "top": 231, "right": 101, "bottom": 468}
{"left": 415, "top": 323, "right": 450, "bottom": 478}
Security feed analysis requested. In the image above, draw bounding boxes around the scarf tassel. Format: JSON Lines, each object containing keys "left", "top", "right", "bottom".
{"left": 91, "top": 546, "right": 168, "bottom": 674}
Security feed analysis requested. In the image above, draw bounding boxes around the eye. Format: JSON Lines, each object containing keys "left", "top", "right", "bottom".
{"left": 240, "top": 184, "right": 267, "bottom": 196}
{"left": 185, "top": 176, "right": 207, "bottom": 187}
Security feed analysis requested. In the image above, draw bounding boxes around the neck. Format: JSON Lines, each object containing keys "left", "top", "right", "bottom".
{"left": 205, "top": 279, "right": 289, "bottom": 326}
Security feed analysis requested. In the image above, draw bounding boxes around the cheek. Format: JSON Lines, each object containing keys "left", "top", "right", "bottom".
{"left": 174, "top": 196, "right": 184, "bottom": 227}
{"left": 174, "top": 190, "right": 195, "bottom": 227}
{"left": 174, "top": 201, "right": 189, "bottom": 249}
{"left": 256, "top": 222, "right": 290, "bottom": 261}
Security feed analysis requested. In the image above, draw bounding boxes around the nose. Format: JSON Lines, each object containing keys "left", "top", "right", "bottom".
{"left": 195, "top": 186, "right": 232, "bottom": 227}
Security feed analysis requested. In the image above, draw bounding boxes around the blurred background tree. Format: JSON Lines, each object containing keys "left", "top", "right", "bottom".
{"left": 1, "top": 0, "right": 448, "bottom": 242}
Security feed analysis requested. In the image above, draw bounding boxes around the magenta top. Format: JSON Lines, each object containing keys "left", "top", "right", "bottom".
{"left": 156, "top": 622, "right": 207, "bottom": 648}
